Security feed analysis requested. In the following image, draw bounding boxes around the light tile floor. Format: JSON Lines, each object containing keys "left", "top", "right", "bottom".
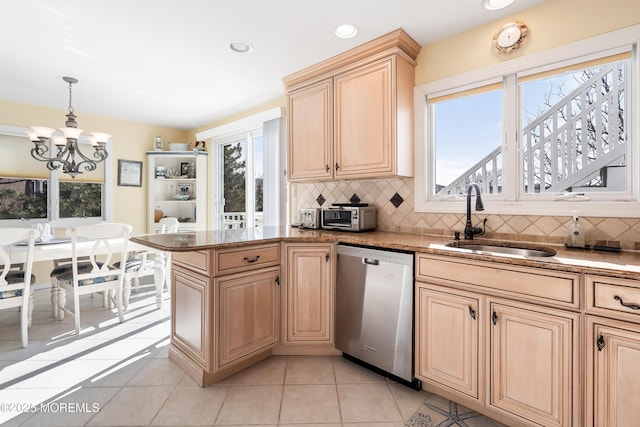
{"left": 0, "top": 282, "right": 504, "bottom": 427}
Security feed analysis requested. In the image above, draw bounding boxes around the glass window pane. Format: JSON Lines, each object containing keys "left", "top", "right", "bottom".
{"left": 0, "top": 177, "right": 48, "bottom": 219}
{"left": 222, "top": 141, "right": 246, "bottom": 227}
{"left": 59, "top": 182, "right": 102, "bottom": 217}
{"left": 520, "top": 59, "right": 628, "bottom": 193}
{"left": 432, "top": 88, "right": 503, "bottom": 196}
{"left": 253, "top": 135, "right": 263, "bottom": 228}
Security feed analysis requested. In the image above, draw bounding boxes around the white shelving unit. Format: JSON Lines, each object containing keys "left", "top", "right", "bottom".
{"left": 146, "top": 151, "right": 208, "bottom": 233}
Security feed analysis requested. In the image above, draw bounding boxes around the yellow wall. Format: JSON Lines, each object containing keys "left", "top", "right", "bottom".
{"left": 2, "top": 0, "right": 638, "bottom": 238}
{"left": 186, "top": 96, "right": 287, "bottom": 142}
{"left": 0, "top": 99, "right": 189, "bottom": 234}
{"left": 415, "top": 0, "right": 640, "bottom": 85}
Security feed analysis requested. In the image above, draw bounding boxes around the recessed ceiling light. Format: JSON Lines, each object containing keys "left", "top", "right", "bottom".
{"left": 229, "top": 41, "right": 253, "bottom": 54}
{"left": 482, "top": 0, "right": 515, "bottom": 10}
{"left": 335, "top": 24, "right": 358, "bottom": 39}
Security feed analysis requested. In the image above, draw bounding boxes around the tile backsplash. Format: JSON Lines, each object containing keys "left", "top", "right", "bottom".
{"left": 292, "top": 178, "right": 640, "bottom": 250}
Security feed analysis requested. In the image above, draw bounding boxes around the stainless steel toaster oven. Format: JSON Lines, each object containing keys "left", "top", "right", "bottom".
{"left": 321, "top": 205, "right": 376, "bottom": 232}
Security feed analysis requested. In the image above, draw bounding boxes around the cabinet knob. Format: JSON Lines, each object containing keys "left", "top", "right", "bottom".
{"left": 325, "top": 164, "right": 330, "bottom": 172}
{"left": 335, "top": 163, "right": 340, "bottom": 171}
{"left": 468, "top": 306, "right": 476, "bottom": 320}
{"left": 597, "top": 334, "right": 605, "bottom": 351}
{"left": 491, "top": 311, "right": 498, "bottom": 325}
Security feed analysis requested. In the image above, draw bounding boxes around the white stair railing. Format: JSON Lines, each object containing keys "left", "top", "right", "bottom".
{"left": 439, "top": 62, "right": 627, "bottom": 196}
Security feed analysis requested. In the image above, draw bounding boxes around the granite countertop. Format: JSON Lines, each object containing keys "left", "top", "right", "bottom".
{"left": 130, "top": 226, "right": 640, "bottom": 280}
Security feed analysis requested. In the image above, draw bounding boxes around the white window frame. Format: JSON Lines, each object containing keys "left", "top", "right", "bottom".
{"left": 197, "top": 107, "right": 286, "bottom": 230}
{"left": 0, "top": 124, "right": 112, "bottom": 225}
{"left": 415, "top": 25, "right": 640, "bottom": 217}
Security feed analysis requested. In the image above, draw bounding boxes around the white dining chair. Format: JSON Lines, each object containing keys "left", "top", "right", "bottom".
{"left": 50, "top": 223, "right": 131, "bottom": 334}
{"left": 0, "top": 228, "right": 37, "bottom": 347}
{"left": 48, "top": 218, "right": 102, "bottom": 318}
{"left": 121, "top": 217, "right": 179, "bottom": 310}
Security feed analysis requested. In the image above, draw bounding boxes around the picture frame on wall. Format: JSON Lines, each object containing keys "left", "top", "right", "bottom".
{"left": 117, "top": 159, "right": 142, "bottom": 187}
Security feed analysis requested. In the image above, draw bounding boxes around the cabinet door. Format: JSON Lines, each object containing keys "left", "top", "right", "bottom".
{"left": 488, "top": 299, "right": 578, "bottom": 427}
{"left": 587, "top": 317, "right": 640, "bottom": 427}
{"left": 283, "top": 244, "right": 334, "bottom": 343}
{"left": 334, "top": 57, "right": 394, "bottom": 178}
{"left": 172, "top": 265, "right": 212, "bottom": 370}
{"left": 416, "top": 283, "right": 480, "bottom": 400}
{"left": 217, "top": 267, "right": 280, "bottom": 368}
{"left": 287, "top": 79, "right": 333, "bottom": 181}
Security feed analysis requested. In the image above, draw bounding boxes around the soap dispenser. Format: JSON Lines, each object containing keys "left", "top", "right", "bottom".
{"left": 567, "top": 211, "right": 585, "bottom": 248}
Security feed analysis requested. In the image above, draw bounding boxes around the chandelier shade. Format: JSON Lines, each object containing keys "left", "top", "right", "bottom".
{"left": 27, "top": 77, "right": 110, "bottom": 178}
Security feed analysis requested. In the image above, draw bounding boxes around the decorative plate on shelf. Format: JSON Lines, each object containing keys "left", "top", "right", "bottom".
{"left": 172, "top": 194, "right": 190, "bottom": 201}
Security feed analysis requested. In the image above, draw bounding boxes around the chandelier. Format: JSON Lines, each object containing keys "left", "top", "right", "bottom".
{"left": 27, "top": 77, "right": 111, "bottom": 178}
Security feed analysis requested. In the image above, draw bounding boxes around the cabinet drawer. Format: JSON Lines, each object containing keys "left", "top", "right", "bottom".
{"left": 172, "top": 250, "right": 212, "bottom": 275}
{"left": 586, "top": 275, "right": 640, "bottom": 322}
{"left": 417, "top": 254, "right": 580, "bottom": 308}
{"left": 215, "top": 244, "right": 280, "bottom": 275}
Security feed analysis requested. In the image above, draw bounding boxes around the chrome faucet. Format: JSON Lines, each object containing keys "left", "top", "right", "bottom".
{"left": 464, "top": 183, "right": 485, "bottom": 240}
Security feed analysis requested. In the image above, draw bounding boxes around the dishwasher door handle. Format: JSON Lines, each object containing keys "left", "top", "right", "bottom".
{"left": 363, "top": 258, "right": 380, "bottom": 266}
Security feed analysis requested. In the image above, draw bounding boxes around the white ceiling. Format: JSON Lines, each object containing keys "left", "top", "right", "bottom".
{"left": 0, "top": 0, "right": 546, "bottom": 130}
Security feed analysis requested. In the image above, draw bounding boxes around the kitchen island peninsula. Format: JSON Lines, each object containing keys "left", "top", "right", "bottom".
{"left": 131, "top": 226, "right": 640, "bottom": 394}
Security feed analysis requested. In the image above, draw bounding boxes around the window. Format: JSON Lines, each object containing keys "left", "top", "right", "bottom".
{"left": 217, "top": 131, "right": 263, "bottom": 229}
{"left": 0, "top": 125, "right": 112, "bottom": 223}
{"left": 196, "top": 107, "right": 287, "bottom": 230}
{"left": 0, "top": 178, "right": 47, "bottom": 219}
{"left": 415, "top": 26, "right": 639, "bottom": 217}
{"left": 431, "top": 83, "right": 504, "bottom": 197}
{"left": 520, "top": 54, "right": 629, "bottom": 195}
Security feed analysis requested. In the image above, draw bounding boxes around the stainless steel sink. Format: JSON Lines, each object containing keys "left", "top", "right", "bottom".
{"left": 445, "top": 242, "right": 556, "bottom": 257}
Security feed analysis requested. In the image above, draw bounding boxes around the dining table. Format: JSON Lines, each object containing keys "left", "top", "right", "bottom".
{"left": 9, "top": 236, "right": 167, "bottom": 315}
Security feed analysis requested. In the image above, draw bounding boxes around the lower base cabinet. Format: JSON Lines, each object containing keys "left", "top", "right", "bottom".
{"left": 415, "top": 254, "right": 580, "bottom": 427}
{"left": 416, "top": 283, "right": 480, "bottom": 400}
{"left": 281, "top": 243, "right": 334, "bottom": 345}
{"left": 216, "top": 267, "right": 280, "bottom": 369}
{"left": 587, "top": 316, "right": 640, "bottom": 427}
{"left": 169, "top": 246, "right": 280, "bottom": 386}
{"left": 487, "top": 299, "right": 579, "bottom": 427}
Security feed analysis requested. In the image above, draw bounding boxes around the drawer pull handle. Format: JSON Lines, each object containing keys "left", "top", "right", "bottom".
{"left": 243, "top": 255, "right": 260, "bottom": 263}
{"left": 597, "top": 334, "right": 605, "bottom": 351}
{"left": 468, "top": 306, "right": 476, "bottom": 320}
{"left": 613, "top": 295, "right": 640, "bottom": 311}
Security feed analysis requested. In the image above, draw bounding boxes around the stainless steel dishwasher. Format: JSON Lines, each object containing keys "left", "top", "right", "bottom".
{"left": 335, "top": 244, "right": 419, "bottom": 388}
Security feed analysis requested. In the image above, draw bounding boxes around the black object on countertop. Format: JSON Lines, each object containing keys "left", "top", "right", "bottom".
{"left": 565, "top": 243, "right": 622, "bottom": 252}
{"left": 331, "top": 203, "right": 369, "bottom": 207}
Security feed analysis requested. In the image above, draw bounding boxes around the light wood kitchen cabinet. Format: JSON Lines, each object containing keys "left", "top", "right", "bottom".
{"left": 334, "top": 55, "right": 413, "bottom": 179}
{"left": 216, "top": 267, "right": 280, "bottom": 369}
{"left": 415, "top": 253, "right": 581, "bottom": 427}
{"left": 585, "top": 274, "right": 640, "bottom": 427}
{"left": 171, "top": 264, "right": 213, "bottom": 371}
{"left": 287, "top": 79, "right": 333, "bottom": 181}
{"left": 283, "top": 28, "right": 420, "bottom": 182}
{"left": 416, "top": 282, "right": 480, "bottom": 400}
{"left": 169, "top": 244, "right": 280, "bottom": 386}
{"left": 487, "top": 299, "right": 579, "bottom": 427}
{"left": 586, "top": 317, "right": 640, "bottom": 427}
{"left": 281, "top": 243, "right": 335, "bottom": 345}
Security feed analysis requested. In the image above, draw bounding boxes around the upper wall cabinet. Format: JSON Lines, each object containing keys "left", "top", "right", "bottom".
{"left": 283, "top": 29, "right": 420, "bottom": 182}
